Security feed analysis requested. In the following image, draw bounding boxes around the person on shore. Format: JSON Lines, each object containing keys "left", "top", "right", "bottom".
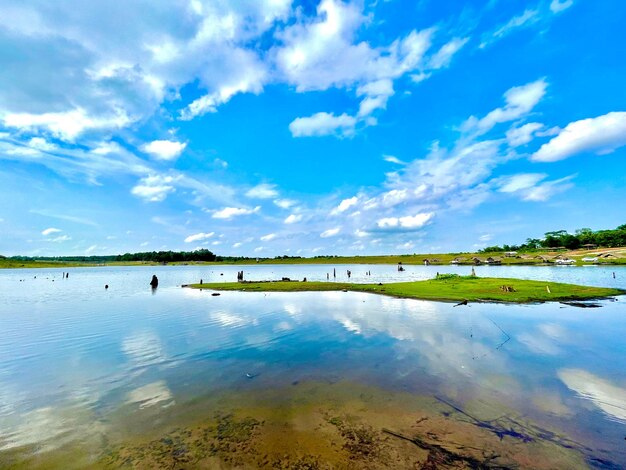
{"left": 150, "top": 275, "right": 158, "bottom": 288}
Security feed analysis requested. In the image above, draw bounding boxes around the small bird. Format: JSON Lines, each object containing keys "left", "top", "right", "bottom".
{"left": 453, "top": 299, "right": 469, "bottom": 307}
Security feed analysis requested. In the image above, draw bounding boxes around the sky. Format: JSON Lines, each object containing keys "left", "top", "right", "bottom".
{"left": 0, "top": 0, "right": 625, "bottom": 257}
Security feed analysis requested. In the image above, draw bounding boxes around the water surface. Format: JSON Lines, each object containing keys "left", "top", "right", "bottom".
{"left": 0, "top": 265, "right": 624, "bottom": 468}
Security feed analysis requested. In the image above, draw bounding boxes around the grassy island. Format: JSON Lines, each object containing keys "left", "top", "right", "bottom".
{"left": 186, "top": 275, "right": 624, "bottom": 304}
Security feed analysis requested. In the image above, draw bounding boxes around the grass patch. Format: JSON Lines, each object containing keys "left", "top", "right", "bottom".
{"left": 186, "top": 277, "right": 624, "bottom": 303}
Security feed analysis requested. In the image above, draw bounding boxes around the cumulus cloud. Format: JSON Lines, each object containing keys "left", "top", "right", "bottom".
{"left": 320, "top": 227, "right": 341, "bottom": 238}
{"left": 184, "top": 232, "right": 214, "bottom": 243}
{"left": 331, "top": 196, "right": 359, "bottom": 215}
{"left": 131, "top": 174, "right": 179, "bottom": 202}
{"left": 550, "top": 0, "right": 574, "bottom": 14}
{"left": 289, "top": 112, "right": 357, "bottom": 138}
{"left": 532, "top": 112, "right": 626, "bottom": 162}
{"left": 383, "top": 155, "right": 405, "bottom": 165}
{"left": 245, "top": 183, "right": 278, "bottom": 199}
{"left": 463, "top": 79, "right": 548, "bottom": 136}
{"left": 0, "top": 1, "right": 293, "bottom": 140}
{"left": 506, "top": 122, "right": 544, "bottom": 147}
{"left": 3, "top": 109, "right": 131, "bottom": 141}
{"left": 212, "top": 206, "right": 260, "bottom": 219}
{"left": 41, "top": 227, "right": 62, "bottom": 236}
{"left": 284, "top": 214, "right": 302, "bottom": 224}
{"left": 142, "top": 140, "right": 187, "bottom": 161}
{"left": 376, "top": 212, "right": 433, "bottom": 230}
{"left": 274, "top": 198, "right": 297, "bottom": 209}
{"left": 260, "top": 233, "right": 276, "bottom": 242}
{"left": 279, "top": 0, "right": 466, "bottom": 138}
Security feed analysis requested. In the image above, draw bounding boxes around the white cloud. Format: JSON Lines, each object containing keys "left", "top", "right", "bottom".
{"left": 496, "top": 173, "right": 574, "bottom": 202}
{"left": 320, "top": 227, "right": 340, "bottom": 238}
{"left": 376, "top": 212, "right": 433, "bottom": 230}
{"left": 463, "top": 79, "right": 548, "bottom": 135}
{"left": 498, "top": 173, "right": 547, "bottom": 193}
{"left": 550, "top": 0, "right": 574, "bottom": 14}
{"left": 212, "top": 206, "right": 260, "bottom": 219}
{"left": 260, "top": 233, "right": 276, "bottom": 241}
{"left": 506, "top": 122, "right": 544, "bottom": 147}
{"left": 28, "top": 137, "right": 57, "bottom": 152}
{"left": 284, "top": 214, "right": 302, "bottom": 224}
{"left": 383, "top": 155, "right": 405, "bottom": 165}
{"left": 232, "top": 242, "right": 242, "bottom": 248}
{"left": 532, "top": 112, "right": 626, "bottom": 162}
{"left": 142, "top": 140, "right": 187, "bottom": 161}
{"left": 479, "top": 234, "right": 492, "bottom": 242}
{"left": 356, "top": 79, "right": 394, "bottom": 117}
{"left": 2, "top": 109, "right": 131, "bottom": 141}
{"left": 85, "top": 244, "right": 98, "bottom": 254}
{"left": 481, "top": 9, "right": 540, "bottom": 48}
{"left": 41, "top": 227, "right": 61, "bottom": 236}
{"left": 330, "top": 196, "right": 359, "bottom": 215}
{"left": 184, "top": 232, "right": 214, "bottom": 243}
{"left": 521, "top": 175, "right": 575, "bottom": 202}
{"left": 428, "top": 37, "right": 469, "bottom": 69}
{"left": 245, "top": 183, "right": 278, "bottom": 199}
{"left": 397, "top": 241, "right": 414, "bottom": 250}
{"left": 0, "top": 1, "right": 291, "bottom": 141}
{"left": 180, "top": 49, "right": 267, "bottom": 119}
{"left": 48, "top": 235, "right": 71, "bottom": 243}
{"left": 274, "top": 198, "right": 297, "bottom": 209}
{"left": 131, "top": 174, "right": 179, "bottom": 202}
{"left": 276, "top": 1, "right": 464, "bottom": 138}
{"left": 289, "top": 112, "right": 357, "bottom": 138}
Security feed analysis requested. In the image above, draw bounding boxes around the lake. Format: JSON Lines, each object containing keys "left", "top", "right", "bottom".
{"left": 1, "top": 264, "right": 625, "bottom": 468}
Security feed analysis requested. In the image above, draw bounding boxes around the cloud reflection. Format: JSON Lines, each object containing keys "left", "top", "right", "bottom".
{"left": 127, "top": 381, "right": 174, "bottom": 409}
{"left": 558, "top": 368, "right": 626, "bottom": 422}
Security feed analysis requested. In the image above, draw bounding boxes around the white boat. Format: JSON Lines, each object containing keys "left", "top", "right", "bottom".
{"left": 555, "top": 259, "right": 576, "bottom": 265}
{"left": 581, "top": 257, "right": 598, "bottom": 262}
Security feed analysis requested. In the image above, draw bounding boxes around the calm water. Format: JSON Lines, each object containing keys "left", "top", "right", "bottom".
{"left": 0, "top": 264, "right": 625, "bottom": 468}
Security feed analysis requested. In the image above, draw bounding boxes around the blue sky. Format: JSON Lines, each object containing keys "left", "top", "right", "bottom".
{"left": 1, "top": 0, "right": 625, "bottom": 257}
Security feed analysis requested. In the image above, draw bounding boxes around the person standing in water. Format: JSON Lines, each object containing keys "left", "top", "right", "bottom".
{"left": 150, "top": 275, "right": 158, "bottom": 288}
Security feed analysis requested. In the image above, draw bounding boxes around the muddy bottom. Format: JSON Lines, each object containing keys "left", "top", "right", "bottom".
{"left": 2, "top": 381, "right": 591, "bottom": 469}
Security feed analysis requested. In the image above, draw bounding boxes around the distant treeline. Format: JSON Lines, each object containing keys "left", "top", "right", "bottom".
{"left": 8, "top": 249, "right": 219, "bottom": 264}
{"left": 480, "top": 224, "right": 626, "bottom": 252}
{"left": 5, "top": 250, "right": 308, "bottom": 264}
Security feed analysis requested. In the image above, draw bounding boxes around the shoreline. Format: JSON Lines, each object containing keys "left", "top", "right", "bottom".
{"left": 183, "top": 277, "right": 625, "bottom": 304}
{"left": 2, "top": 259, "right": 626, "bottom": 270}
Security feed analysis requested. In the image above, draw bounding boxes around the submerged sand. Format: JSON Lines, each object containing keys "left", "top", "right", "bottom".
{"left": 3, "top": 380, "right": 593, "bottom": 469}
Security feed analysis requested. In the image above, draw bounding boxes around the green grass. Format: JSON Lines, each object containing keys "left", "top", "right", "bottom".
{"left": 186, "top": 276, "right": 624, "bottom": 303}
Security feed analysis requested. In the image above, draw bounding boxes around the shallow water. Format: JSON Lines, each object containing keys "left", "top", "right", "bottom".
{"left": 0, "top": 265, "right": 625, "bottom": 468}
